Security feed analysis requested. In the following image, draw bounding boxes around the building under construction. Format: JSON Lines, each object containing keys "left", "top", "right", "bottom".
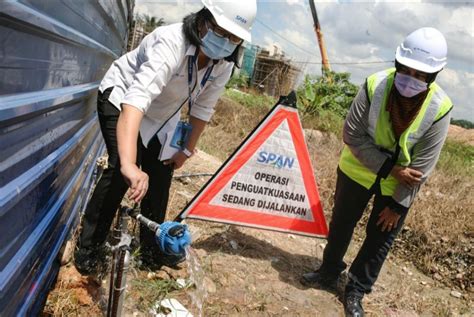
{"left": 245, "top": 46, "right": 303, "bottom": 97}
{"left": 128, "top": 20, "right": 147, "bottom": 51}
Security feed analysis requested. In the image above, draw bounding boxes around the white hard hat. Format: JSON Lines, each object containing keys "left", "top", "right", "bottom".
{"left": 201, "top": 0, "right": 257, "bottom": 43}
{"left": 395, "top": 27, "right": 448, "bottom": 73}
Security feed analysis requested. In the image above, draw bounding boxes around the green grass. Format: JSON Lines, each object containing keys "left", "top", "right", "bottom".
{"left": 131, "top": 278, "right": 182, "bottom": 310}
{"left": 225, "top": 88, "right": 344, "bottom": 135}
{"left": 301, "top": 109, "right": 344, "bottom": 137}
{"left": 437, "top": 140, "right": 474, "bottom": 176}
{"left": 223, "top": 89, "right": 276, "bottom": 109}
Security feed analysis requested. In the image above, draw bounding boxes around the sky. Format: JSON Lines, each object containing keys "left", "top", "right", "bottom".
{"left": 135, "top": 0, "right": 474, "bottom": 121}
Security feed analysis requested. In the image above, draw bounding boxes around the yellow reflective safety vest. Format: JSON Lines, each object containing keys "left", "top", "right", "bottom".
{"left": 339, "top": 68, "right": 453, "bottom": 196}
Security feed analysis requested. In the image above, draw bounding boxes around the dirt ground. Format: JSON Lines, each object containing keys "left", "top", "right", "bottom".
{"left": 43, "top": 96, "right": 473, "bottom": 316}
{"left": 448, "top": 125, "right": 474, "bottom": 146}
{"left": 43, "top": 146, "right": 473, "bottom": 317}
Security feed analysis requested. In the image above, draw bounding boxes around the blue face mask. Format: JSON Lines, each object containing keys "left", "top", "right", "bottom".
{"left": 201, "top": 29, "right": 237, "bottom": 60}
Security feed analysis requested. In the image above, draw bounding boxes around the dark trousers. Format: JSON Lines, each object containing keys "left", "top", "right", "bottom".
{"left": 320, "top": 168, "right": 407, "bottom": 296}
{"left": 79, "top": 88, "right": 173, "bottom": 254}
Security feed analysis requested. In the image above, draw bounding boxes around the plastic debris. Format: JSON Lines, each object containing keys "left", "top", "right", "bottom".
{"left": 229, "top": 240, "right": 238, "bottom": 250}
{"left": 153, "top": 298, "right": 193, "bottom": 317}
{"left": 176, "top": 278, "right": 187, "bottom": 288}
{"left": 450, "top": 290, "right": 462, "bottom": 299}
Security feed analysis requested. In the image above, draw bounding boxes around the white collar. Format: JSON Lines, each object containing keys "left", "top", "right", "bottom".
{"left": 185, "top": 44, "right": 197, "bottom": 57}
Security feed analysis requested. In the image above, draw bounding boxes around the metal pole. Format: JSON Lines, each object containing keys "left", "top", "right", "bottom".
{"left": 309, "top": 0, "right": 331, "bottom": 73}
{"left": 107, "top": 210, "right": 123, "bottom": 315}
{"left": 107, "top": 207, "right": 132, "bottom": 317}
{"left": 106, "top": 206, "right": 179, "bottom": 316}
{"left": 111, "top": 248, "right": 130, "bottom": 317}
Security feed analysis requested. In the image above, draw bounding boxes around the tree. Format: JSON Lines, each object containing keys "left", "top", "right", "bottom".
{"left": 451, "top": 118, "right": 474, "bottom": 129}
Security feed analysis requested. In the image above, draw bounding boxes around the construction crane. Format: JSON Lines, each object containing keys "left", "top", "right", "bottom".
{"left": 309, "top": 0, "right": 331, "bottom": 73}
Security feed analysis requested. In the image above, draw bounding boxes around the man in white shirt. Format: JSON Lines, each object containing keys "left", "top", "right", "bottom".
{"left": 75, "top": 0, "right": 257, "bottom": 273}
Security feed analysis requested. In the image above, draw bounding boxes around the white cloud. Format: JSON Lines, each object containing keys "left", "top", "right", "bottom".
{"left": 450, "top": 7, "right": 474, "bottom": 37}
{"left": 438, "top": 68, "right": 461, "bottom": 88}
{"left": 135, "top": 1, "right": 202, "bottom": 23}
{"left": 261, "top": 35, "right": 281, "bottom": 53}
{"left": 438, "top": 68, "right": 474, "bottom": 120}
{"left": 134, "top": 0, "right": 474, "bottom": 120}
{"left": 280, "top": 29, "right": 314, "bottom": 51}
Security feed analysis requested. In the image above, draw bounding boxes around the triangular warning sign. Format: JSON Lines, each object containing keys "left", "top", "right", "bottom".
{"left": 178, "top": 98, "right": 328, "bottom": 238}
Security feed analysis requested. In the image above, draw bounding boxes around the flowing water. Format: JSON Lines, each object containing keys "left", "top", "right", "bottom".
{"left": 185, "top": 246, "right": 207, "bottom": 317}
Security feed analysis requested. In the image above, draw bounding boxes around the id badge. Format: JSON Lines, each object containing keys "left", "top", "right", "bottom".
{"left": 170, "top": 121, "right": 192, "bottom": 150}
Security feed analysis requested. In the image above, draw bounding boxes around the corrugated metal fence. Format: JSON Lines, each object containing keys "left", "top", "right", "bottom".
{"left": 0, "top": 0, "right": 133, "bottom": 314}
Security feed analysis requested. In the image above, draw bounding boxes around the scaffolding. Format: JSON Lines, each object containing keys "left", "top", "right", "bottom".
{"left": 127, "top": 21, "right": 147, "bottom": 51}
{"left": 250, "top": 49, "right": 302, "bottom": 97}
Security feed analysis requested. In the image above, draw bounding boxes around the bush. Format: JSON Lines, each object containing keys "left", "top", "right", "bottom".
{"left": 294, "top": 71, "right": 358, "bottom": 135}
{"left": 451, "top": 119, "right": 474, "bottom": 129}
{"left": 225, "top": 72, "right": 250, "bottom": 89}
{"left": 296, "top": 71, "right": 359, "bottom": 118}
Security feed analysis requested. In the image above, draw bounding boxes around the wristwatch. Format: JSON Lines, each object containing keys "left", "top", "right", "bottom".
{"left": 181, "top": 147, "right": 193, "bottom": 158}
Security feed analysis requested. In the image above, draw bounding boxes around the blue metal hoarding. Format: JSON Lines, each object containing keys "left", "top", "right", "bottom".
{"left": 0, "top": 0, "right": 133, "bottom": 314}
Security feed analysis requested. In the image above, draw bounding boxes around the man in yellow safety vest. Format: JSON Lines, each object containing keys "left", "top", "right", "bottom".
{"left": 302, "top": 27, "right": 453, "bottom": 317}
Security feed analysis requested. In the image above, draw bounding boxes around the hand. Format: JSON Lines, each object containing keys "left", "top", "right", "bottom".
{"left": 376, "top": 207, "right": 401, "bottom": 232}
{"left": 120, "top": 163, "right": 149, "bottom": 202}
{"left": 391, "top": 165, "right": 423, "bottom": 188}
{"left": 163, "top": 151, "right": 188, "bottom": 170}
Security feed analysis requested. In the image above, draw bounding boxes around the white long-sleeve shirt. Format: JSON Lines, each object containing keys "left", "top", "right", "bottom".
{"left": 99, "top": 22, "right": 234, "bottom": 147}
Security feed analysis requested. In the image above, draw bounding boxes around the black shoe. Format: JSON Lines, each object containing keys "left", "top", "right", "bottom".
{"left": 74, "top": 245, "right": 107, "bottom": 275}
{"left": 160, "top": 252, "right": 186, "bottom": 268}
{"left": 139, "top": 248, "right": 162, "bottom": 270}
{"left": 140, "top": 248, "right": 186, "bottom": 270}
{"left": 344, "top": 294, "right": 364, "bottom": 317}
{"left": 301, "top": 268, "right": 339, "bottom": 288}
{"left": 140, "top": 257, "right": 163, "bottom": 270}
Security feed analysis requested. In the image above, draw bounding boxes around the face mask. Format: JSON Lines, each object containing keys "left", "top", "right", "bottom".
{"left": 394, "top": 72, "right": 428, "bottom": 98}
{"left": 201, "top": 29, "right": 237, "bottom": 60}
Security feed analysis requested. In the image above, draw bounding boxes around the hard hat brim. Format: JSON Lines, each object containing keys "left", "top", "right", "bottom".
{"left": 214, "top": 14, "right": 252, "bottom": 43}
{"left": 395, "top": 47, "right": 446, "bottom": 73}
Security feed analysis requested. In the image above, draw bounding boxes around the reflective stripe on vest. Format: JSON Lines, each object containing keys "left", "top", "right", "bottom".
{"left": 367, "top": 68, "right": 393, "bottom": 139}
{"left": 339, "top": 68, "right": 452, "bottom": 195}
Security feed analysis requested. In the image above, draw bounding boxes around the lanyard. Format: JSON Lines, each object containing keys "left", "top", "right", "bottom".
{"left": 187, "top": 54, "right": 214, "bottom": 111}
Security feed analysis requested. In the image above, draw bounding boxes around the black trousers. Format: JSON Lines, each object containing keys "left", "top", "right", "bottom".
{"left": 320, "top": 168, "right": 408, "bottom": 296}
{"left": 79, "top": 88, "right": 173, "bottom": 255}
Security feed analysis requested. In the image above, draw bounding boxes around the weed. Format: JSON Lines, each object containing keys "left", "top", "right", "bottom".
{"left": 43, "top": 289, "right": 80, "bottom": 316}
{"left": 130, "top": 278, "right": 182, "bottom": 310}
{"left": 437, "top": 140, "right": 474, "bottom": 176}
{"left": 301, "top": 109, "right": 344, "bottom": 137}
{"left": 225, "top": 72, "right": 250, "bottom": 89}
{"left": 223, "top": 88, "right": 275, "bottom": 109}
